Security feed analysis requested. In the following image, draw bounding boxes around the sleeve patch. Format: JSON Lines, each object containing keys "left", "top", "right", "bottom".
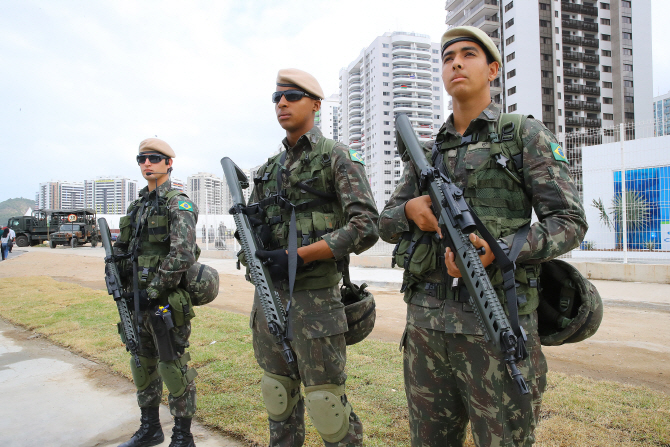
{"left": 349, "top": 149, "right": 365, "bottom": 165}
{"left": 178, "top": 201, "right": 194, "bottom": 211}
{"left": 551, "top": 143, "right": 568, "bottom": 163}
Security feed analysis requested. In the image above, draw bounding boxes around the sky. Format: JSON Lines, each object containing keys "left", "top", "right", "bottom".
{"left": 1, "top": 0, "right": 669, "bottom": 202}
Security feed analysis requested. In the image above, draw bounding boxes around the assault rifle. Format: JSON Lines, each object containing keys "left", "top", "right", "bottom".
{"left": 99, "top": 218, "right": 141, "bottom": 369}
{"left": 221, "top": 157, "right": 298, "bottom": 376}
{"left": 395, "top": 113, "right": 530, "bottom": 395}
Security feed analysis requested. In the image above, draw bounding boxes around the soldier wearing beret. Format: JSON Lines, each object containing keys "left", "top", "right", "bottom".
{"left": 246, "top": 68, "right": 379, "bottom": 446}
{"left": 378, "top": 27, "right": 587, "bottom": 446}
{"left": 114, "top": 138, "right": 200, "bottom": 447}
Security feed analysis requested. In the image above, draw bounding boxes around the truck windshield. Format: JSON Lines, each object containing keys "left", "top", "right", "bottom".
{"left": 8, "top": 218, "right": 20, "bottom": 227}
{"left": 59, "top": 224, "right": 82, "bottom": 232}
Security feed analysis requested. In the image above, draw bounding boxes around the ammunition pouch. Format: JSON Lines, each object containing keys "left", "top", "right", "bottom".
{"left": 393, "top": 227, "right": 439, "bottom": 280}
{"left": 149, "top": 306, "right": 178, "bottom": 362}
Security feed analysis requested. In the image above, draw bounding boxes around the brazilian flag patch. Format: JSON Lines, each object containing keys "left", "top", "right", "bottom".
{"left": 349, "top": 149, "right": 365, "bottom": 165}
{"left": 551, "top": 143, "right": 568, "bottom": 163}
{"left": 178, "top": 201, "right": 194, "bottom": 211}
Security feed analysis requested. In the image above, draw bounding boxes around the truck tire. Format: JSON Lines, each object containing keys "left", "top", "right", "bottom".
{"left": 16, "top": 235, "right": 29, "bottom": 247}
{"left": 50, "top": 240, "right": 57, "bottom": 249}
{"left": 71, "top": 238, "right": 78, "bottom": 248}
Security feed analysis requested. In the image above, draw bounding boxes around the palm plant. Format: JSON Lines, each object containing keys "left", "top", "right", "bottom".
{"left": 591, "top": 191, "right": 651, "bottom": 249}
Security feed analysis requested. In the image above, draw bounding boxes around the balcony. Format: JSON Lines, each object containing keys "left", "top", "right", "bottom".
{"left": 563, "top": 67, "right": 600, "bottom": 80}
{"left": 564, "top": 84, "right": 601, "bottom": 95}
{"left": 563, "top": 51, "right": 600, "bottom": 64}
{"left": 562, "top": 19, "right": 599, "bottom": 32}
{"left": 392, "top": 54, "right": 431, "bottom": 62}
{"left": 565, "top": 116, "right": 584, "bottom": 126}
{"left": 394, "top": 93, "right": 433, "bottom": 104}
{"left": 393, "top": 84, "right": 432, "bottom": 93}
{"left": 585, "top": 118, "right": 602, "bottom": 128}
{"left": 561, "top": 1, "right": 598, "bottom": 16}
{"left": 562, "top": 35, "right": 599, "bottom": 48}
{"left": 471, "top": 14, "right": 499, "bottom": 31}
{"left": 564, "top": 100, "right": 602, "bottom": 112}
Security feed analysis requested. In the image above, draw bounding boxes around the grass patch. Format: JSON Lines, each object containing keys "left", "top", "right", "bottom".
{"left": 0, "top": 276, "right": 668, "bottom": 446}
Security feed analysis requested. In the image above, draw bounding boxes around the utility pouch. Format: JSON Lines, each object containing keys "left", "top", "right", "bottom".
{"left": 137, "top": 255, "right": 161, "bottom": 289}
{"left": 147, "top": 214, "right": 169, "bottom": 243}
{"left": 149, "top": 308, "right": 178, "bottom": 362}
{"left": 395, "top": 229, "right": 438, "bottom": 278}
{"left": 118, "top": 216, "right": 132, "bottom": 244}
{"left": 167, "top": 288, "right": 195, "bottom": 326}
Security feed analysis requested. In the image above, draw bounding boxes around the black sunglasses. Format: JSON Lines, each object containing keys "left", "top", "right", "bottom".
{"left": 136, "top": 154, "right": 169, "bottom": 164}
{"left": 272, "top": 90, "right": 319, "bottom": 103}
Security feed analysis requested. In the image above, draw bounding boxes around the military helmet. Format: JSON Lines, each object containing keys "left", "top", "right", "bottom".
{"left": 340, "top": 282, "right": 376, "bottom": 346}
{"left": 537, "top": 259, "right": 603, "bottom": 346}
{"left": 181, "top": 262, "right": 220, "bottom": 306}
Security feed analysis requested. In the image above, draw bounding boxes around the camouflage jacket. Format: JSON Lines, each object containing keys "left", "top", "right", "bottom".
{"left": 114, "top": 181, "right": 199, "bottom": 300}
{"left": 379, "top": 103, "right": 587, "bottom": 332}
{"left": 250, "top": 126, "right": 379, "bottom": 269}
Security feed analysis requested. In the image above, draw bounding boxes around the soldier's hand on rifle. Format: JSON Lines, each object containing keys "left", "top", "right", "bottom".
{"left": 445, "top": 233, "right": 495, "bottom": 278}
{"left": 138, "top": 289, "right": 152, "bottom": 311}
{"left": 404, "top": 196, "right": 442, "bottom": 239}
{"left": 256, "top": 249, "right": 304, "bottom": 282}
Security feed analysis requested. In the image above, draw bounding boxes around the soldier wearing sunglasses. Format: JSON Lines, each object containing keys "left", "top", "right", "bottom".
{"left": 245, "top": 69, "right": 379, "bottom": 446}
{"left": 114, "top": 138, "right": 200, "bottom": 447}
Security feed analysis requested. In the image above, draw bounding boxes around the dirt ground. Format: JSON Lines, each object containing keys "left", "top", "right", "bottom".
{"left": 2, "top": 250, "right": 668, "bottom": 394}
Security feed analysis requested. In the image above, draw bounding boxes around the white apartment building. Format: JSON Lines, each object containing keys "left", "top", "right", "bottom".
{"left": 653, "top": 90, "right": 670, "bottom": 137}
{"left": 37, "top": 182, "right": 60, "bottom": 210}
{"left": 171, "top": 177, "right": 186, "bottom": 193}
{"left": 36, "top": 181, "right": 85, "bottom": 210}
{"left": 445, "top": 0, "right": 652, "bottom": 136}
{"left": 84, "top": 177, "right": 138, "bottom": 214}
{"left": 221, "top": 168, "right": 252, "bottom": 212}
{"left": 339, "top": 31, "right": 444, "bottom": 209}
{"left": 187, "top": 173, "right": 224, "bottom": 215}
{"left": 316, "top": 94, "right": 340, "bottom": 140}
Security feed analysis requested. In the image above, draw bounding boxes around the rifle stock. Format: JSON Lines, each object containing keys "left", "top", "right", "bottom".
{"left": 395, "top": 113, "right": 530, "bottom": 395}
{"left": 221, "top": 157, "right": 297, "bottom": 375}
{"left": 99, "top": 218, "right": 141, "bottom": 369}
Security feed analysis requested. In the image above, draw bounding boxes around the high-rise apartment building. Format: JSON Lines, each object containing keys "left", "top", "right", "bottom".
{"left": 316, "top": 94, "right": 339, "bottom": 140}
{"left": 36, "top": 181, "right": 85, "bottom": 210}
{"left": 37, "top": 182, "right": 60, "bottom": 210}
{"left": 653, "top": 91, "right": 670, "bottom": 137}
{"left": 171, "top": 177, "right": 186, "bottom": 193}
{"left": 339, "top": 31, "right": 444, "bottom": 209}
{"left": 187, "top": 173, "right": 224, "bottom": 215}
{"left": 84, "top": 177, "right": 138, "bottom": 214}
{"left": 445, "top": 0, "right": 652, "bottom": 135}
{"left": 221, "top": 169, "right": 252, "bottom": 212}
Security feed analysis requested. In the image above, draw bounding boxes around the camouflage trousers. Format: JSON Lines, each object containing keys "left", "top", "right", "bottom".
{"left": 251, "top": 285, "right": 363, "bottom": 447}
{"left": 402, "top": 314, "right": 547, "bottom": 447}
{"left": 132, "top": 308, "right": 196, "bottom": 419}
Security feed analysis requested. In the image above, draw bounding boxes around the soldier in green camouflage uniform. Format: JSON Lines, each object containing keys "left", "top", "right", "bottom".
{"left": 378, "top": 27, "right": 587, "bottom": 446}
{"left": 114, "top": 138, "right": 200, "bottom": 447}
{"left": 247, "top": 69, "right": 378, "bottom": 447}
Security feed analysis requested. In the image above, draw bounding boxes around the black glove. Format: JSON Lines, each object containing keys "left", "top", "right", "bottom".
{"left": 255, "top": 249, "right": 304, "bottom": 282}
{"left": 138, "top": 289, "right": 151, "bottom": 311}
{"left": 249, "top": 217, "right": 272, "bottom": 247}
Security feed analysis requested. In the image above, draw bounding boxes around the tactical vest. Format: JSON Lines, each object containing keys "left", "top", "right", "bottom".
{"left": 117, "top": 188, "right": 197, "bottom": 323}
{"left": 395, "top": 114, "right": 542, "bottom": 315}
{"left": 250, "top": 136, "right": 344, "bottom": 291}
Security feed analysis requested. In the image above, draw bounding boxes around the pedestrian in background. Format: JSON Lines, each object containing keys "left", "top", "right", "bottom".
{"left": 1, "top": 228, "right": 10, "bottom": 260}
{"left": 8, "top": 227, "right": 15, "bottom": 253}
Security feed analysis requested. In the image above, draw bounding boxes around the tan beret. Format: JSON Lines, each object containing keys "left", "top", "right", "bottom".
{"left": 441, "top": 26, "right": 502, "bottom": 66}
{"left": 139, "top": 138, "right": 175, "bottom": 158}
{"left": 276, "top": 68, "right": 324, "bottom": 100}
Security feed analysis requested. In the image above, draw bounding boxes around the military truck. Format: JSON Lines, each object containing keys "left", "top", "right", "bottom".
{"left": 48, "top": 209, "right": 100, "bottom": 248}
{"left": 7, "top": 210, "right": 55, "bottom": 247}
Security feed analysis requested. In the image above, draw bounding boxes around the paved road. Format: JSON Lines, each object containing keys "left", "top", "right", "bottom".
{"left": 0, "top": 318, "right": 243, "bottom": 447}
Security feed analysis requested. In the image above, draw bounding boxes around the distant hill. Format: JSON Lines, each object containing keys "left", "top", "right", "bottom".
{"left": 0, "top": 198, "right": 35, "bottom": 226}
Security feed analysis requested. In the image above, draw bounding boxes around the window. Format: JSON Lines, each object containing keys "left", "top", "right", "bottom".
{"left": 602, "top": 65, "right": 612, "bottom": 72}
{"left": 432, "top": 49, "right": 439, "bottom": 54}
{"left": 505, "top": 1, "right": 513, "bottom": 12}
{"left": 543, "top": 87, "right": 553, "bottom": 95}
{"left": 624, "top": 96, "right": 634, "bottom": 103}
{"left": 383, "top": 82, "right": 389, "bottom": 86}
{"left": 602, "top": 49, "right": 611, "bottom": 57}
{"left": 434, "top": 105, "right": 440, "bottom": 110}
{"left": 558, "top": 92, "right": 561, "bottom": 99}
{"left": 434, "top": 96, "right": 440, "bottom": 100}
{"left": 384, "top": 180, "right": 392, "bottom": 185}
{"left": 555, "top": 11, "right": 559, "bottom": 17}
{"left": 539, "top": 20, "right": 549, "bottom": 27}
{"left": 600, "top": 18, "right": 610, "bottom": 25}
{"left": 623, "top": 48, "right": 633, "bottom": 56}
{"left": 624, "top": 64, "right": 633, "bottom": 72}
{"left": 558, "top": 109, "right": 562, "bottom": 116}
{"left": 624, "top": 80, "right": 634, "bottom": 87}
{"left": 542, "top": 70, "right": 551, "bottom": 78}
{"left": 508, "top": 104, "right": 517, "bottom": 112}
{"left": 506, "top": 52, "right": 515, "bottom": 62}
{"left": 382, "top": 63, "right": 389, "bottom": 67}
{"left": 603, "top": 81, "right": 613, "bottom": 88}
{"left": 604, "top": 113, "right": 614, "bottom": 120}
{"left": 434, "top": 115, "right": 441, "bottom": 120}
{"left": 603, "top": 97, "right": 613, "bottom": 104}
{"left": 625, "top": 112, "right": 635, "bottom": 119}
{"left": 557, "top": 59, "right": 561, "bottom": 67}
{"left": 544, "top": 105, "right": 554, "bottom": 112}
{"left": 384, "top": 150, "right": 392, "bottom": 155}
{"left": 622, "top": 16, "right": 632, "bottom": 24}
{"left": 432, "top": 58, "right": 439, "bottom": 63}
{"left": 600, "top": 2, "right": 610, "bottom": 9}
{"left": 507, "top": 69, "right": 516, "bottom": 79}
{"left": 382, "top": 91, "right": 390, "bottom": 96}
{"left": 622, "top": 32, "right": 632, "bottom": 40}
{"left": 383, "top": 43, "right": 389, "bottom": 48}
{"left": 556, "top": 43, "right": 560, "bottom": 50}
{"left": 601, "top": 34, "right": 611, "bottom": 41}
{"left": 382, "top": 53, "right": 389, "bottom": 57}
{"left": 384, "top": 141, "right": 391, "bottom": 145}
{"left": 433, "top": 86, "right": 440, "bottom": 91}
{"left": 433, "top": 77, "right": 440, "bottom": 82}
{"left": 383, "top": 111, "right": 389, "bottom": 115}
{"left": 622, "top": 1, "right": 631, "bottom": 7}
{"left": 383, "top": 101, "right": 390, "bottom": 106}
{"left": 383, "top": 121, "right": 390, "bottom": 125}
{"left": 557, "top": 76, "right": 561, "bottom": 83}
{"left": 508, "top": 86, "right": 516, "bottom": 96}
{"left": 432, "top": 68, "right": 439, "bottom": 72}
{"left": 539, "top": 2, "right": 549, "bottom": 10}
{"left": 556, "top": 27, "right": 559, "bottom": 34}
{"left": 506, "top": 18, "right": 514, "bottom": 29}
{"left": 383, "top": 72, "right": 389, "bottom": 77}
{"left": 383, "top": 131, "right": 391, "bottom": 135}
{"left": 506, "top": 35, "right": 515, "bottom": 45}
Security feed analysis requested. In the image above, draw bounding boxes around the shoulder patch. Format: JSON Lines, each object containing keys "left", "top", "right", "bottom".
{"left": 349, "top": 149, "right": 365, "bottom": 165}
{"left": 178, "top": 201, "right": 194, "bottom": 211}
{"left": 550, "top": 142, "right": 568, "bottom": 163}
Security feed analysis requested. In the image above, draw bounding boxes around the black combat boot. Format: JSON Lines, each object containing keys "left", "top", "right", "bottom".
{"left": 119, "top": 406, "right": 164, "bottom": 447}
{"left": 169, "top": 417, "right": 195, "bottom": 447}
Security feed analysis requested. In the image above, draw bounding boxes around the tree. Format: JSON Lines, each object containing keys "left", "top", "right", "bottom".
{"left": 592, "top": 191, "right": 651, "bottom": 249}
